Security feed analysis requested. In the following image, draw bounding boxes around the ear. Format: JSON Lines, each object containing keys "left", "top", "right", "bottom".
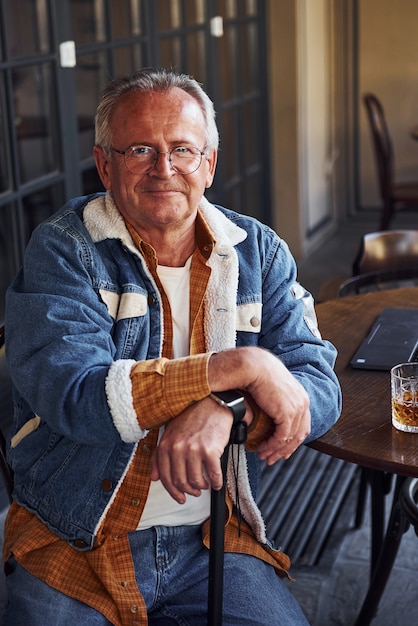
{"left": 93, "top": 146, "right": 112, "bottom": 190}
{"left": 205, "top": 149, "right": 218, "bottom": 188}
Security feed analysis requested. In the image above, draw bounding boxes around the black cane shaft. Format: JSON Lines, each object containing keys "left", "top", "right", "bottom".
{"left": 207, "top": 448, "right": 229, "bottom": 626}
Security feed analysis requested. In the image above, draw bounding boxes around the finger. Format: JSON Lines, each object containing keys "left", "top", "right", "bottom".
{"left": 185, "top": 459, "right": 210, "bottom": 492}
{"left": 171, "top": 455, "right": 208, "bottom": 498}
{"left": 257, "top": 420, "right": 310, "bottom": 463}
{"left": 154, "top": 445, "right": 188, "bottom": 504}
{"left": 258, "top": 441, "right": 295, "bottom": 464}
{"left": 261, "top": 442, "right": 299, "bottom": 465}
{"left": 203, "top": 454, "right": 224, "bottom": 491}
{"left": 150, "top": 451, "right": 160, "bottom": 481}
{"left": 159, "top": 439, "right": 212, "bottom": 500}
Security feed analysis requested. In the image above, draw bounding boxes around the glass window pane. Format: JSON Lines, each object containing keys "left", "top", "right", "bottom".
{"left": 157, "top": 0, "right": 181, "bottom": 29}
{"left": 23, "top": 184, "right": 65, "bottom": 244}
{"left": 113, "top": 45, "right": 146, "bottom": 76}
{"left": 240, "top": 22, "right": 258, "bottom": 93}
{"left": 0, "top": 203, "right": 22, "bottom": 320}
{"left": 0, "top": 74, "right": 11, "bottom": 193}
{"left": 159, "top": 38, "right": 181, "bottom": 70}
{"left": 82, "top": 166, "right": 105, "bottom": 196}
{"left": 110, "top": 0, "right": 138, "bottom": 38}
{"left": 244, "top": 172, "right": 261, "bottom": 219}
{"left": 5, "top": 0, "right": 51, "bottom": 58}
{"left": 243, "top": 101, "right": 260, "bottom": 169}
{"left": 186, "top": 32, "right": 206, "bottom": 84}
{"left": 222, "top": 185, "right": 240, "bottom": 213}
{"left": 132, "top": 0, "right": 144, "bottom": 36}
{"left": 12, "top": 63, "right": 60, "bottom": 184}
{"left": 245, "top": 0, "right": 257, "bottom": 17}
{"left": 75, "top": 52, "right": 109, "bottom": 160}
{"left": 215, "top": 0, "right": 237, "bottom": 19}
{"left": 221, "top": 109, "right": 239, "bottom": 181}
{"left": 70, "top": 0, "right": 106, "bottom": 45}
{"left": 184, "top": 0, "right": 205, "bottom": 25}
{"left": 218, "top": 26, "right": 237, "bottom": 100}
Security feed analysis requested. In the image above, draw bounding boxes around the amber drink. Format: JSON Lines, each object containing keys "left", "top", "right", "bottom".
{"left": 391, "top": 362, "right": 418, "bottom": 433}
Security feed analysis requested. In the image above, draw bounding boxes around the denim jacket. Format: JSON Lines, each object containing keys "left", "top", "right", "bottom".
{"left": 5, "top": 192, "right": 341, "bottom": 550}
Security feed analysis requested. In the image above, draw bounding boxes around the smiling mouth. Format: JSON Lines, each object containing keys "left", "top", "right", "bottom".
{"left": 143, "top": 188, "right": 181, "bottom": 193}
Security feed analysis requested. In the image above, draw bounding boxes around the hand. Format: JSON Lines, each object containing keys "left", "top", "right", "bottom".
{"left": 150, "top": 396, "right": 237, "bottom": 504}
{"left": 209, "top": 347, "right": 311, "bottom": 465}
{"left": 246, "top": 350, "right": 311, "bottom": 464}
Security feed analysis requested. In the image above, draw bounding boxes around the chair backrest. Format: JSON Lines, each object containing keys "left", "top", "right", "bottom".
{"left": 353, "top": 230, "right": 418, "bottom": 275}
{"left": 363, "top": 93, "right": 395, "bottom": 202}
{"left": 338, "top": 267, "right": 418, "bottom": 298}
{"left": 0, "top": 324, "right": 13, "bottom": 503}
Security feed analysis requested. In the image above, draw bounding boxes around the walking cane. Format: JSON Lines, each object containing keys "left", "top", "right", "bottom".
{"left": 207, "top": 390, "right": 247, "bottom": 626}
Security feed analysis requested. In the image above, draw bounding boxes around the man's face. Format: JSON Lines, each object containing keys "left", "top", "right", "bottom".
{"left": 94, "top": 88, "right": 217, "bottom": 235}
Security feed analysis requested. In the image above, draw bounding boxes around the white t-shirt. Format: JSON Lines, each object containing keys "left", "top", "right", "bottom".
{"left": 138, "top": 256, "right": 211, "bottom": 529}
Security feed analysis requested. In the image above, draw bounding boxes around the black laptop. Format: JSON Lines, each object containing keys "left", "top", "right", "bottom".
{"left": 350, "top": 307, "right": 418, "bottom": 370}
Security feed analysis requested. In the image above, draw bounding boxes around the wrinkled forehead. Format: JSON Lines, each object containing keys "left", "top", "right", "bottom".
{"left": 110, "top": 88, "right": 206, "bottom": 142}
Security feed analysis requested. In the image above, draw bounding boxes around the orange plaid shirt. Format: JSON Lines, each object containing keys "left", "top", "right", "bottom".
{"left": 3, "top": 214, "right": 291, "bottom": 626}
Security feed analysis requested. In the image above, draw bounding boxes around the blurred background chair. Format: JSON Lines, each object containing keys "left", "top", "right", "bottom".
{"left": 352, "top": 229, "right": 418, "bottom": 274}
{"left": 317, "top": 229, "right": 418, "bottom": 301}
{"left": 338, "top": 229, "right": 418, "bottom": 297}
{"left": 363, "top": 93, "right": 418, "bottom": 231}
{"left": 338, "top": 267, "right": 418, "bottom": 298}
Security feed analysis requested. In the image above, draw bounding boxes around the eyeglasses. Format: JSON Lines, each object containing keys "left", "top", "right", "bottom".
{"left": 111, "top": 145, "right": 207, "bottom": 175}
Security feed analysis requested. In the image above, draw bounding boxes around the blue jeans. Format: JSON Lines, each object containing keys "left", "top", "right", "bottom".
{"left": 3, "top": 525, "right": 309, "bottom": 625}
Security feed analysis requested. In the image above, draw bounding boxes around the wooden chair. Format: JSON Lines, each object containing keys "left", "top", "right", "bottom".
{"left": 0, "top": 324, "right": 13, "bottom": 504}
{"left": 352, "top": 229, "right": 418, "bottom": 274}
{"left": 338, "top": 230, "right": 418, "bottom": 297}
{"left": 338, "top": 267, "right": 418, "bottom": 298}
{"left": 363, "top": 93, "right": 418, "bottom": 230}
{"left": 317, "top": 229, "right": 418, "bottom": 301}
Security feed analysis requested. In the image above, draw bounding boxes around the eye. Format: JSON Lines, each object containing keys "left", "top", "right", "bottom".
{"left": 172, "top": 146, "right": 194, "bottom": 156}
{"left": 130, "top": 146, "right": 154, "bottom": 157}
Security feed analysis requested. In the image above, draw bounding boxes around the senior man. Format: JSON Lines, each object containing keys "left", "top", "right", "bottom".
{"left": 3, "top": 68, "right": 341, "bottom": 625}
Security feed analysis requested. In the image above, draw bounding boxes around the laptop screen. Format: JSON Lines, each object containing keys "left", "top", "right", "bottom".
{"left": 350, "top": 308, "right": 418, "bottom": 370}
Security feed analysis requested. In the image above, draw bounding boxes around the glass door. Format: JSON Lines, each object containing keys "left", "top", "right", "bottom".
{"left": 0, "top": 0, "right": 270, "bottom": 321}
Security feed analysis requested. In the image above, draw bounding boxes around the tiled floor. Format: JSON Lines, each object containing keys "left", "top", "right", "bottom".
{"left": 290, "top": 208, "right": 418, "bottom": 625}
{"left": 287, "top": 483, "right": 418, "bottom": 626}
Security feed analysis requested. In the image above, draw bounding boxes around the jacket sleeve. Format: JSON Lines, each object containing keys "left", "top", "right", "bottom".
{"left": 250, "top": 234, "right": 341, "bottom": 443}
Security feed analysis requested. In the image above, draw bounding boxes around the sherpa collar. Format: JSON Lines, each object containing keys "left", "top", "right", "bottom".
{"left": 83, "top": 191, "right": 246, "bottom": 249}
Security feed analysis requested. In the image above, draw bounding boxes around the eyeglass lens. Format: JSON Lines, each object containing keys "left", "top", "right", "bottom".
{"left": 125, "top": 146, "right": 203, "bottom": 174}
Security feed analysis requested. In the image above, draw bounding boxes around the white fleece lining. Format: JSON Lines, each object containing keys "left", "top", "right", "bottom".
{"left": 199, "top": 197, "right": 245, "bottom": 352}
{"left": 105, "top": 359, "right": 148, "bottom": 443}
{"left": 98, "top": 289, "right": 120, "bottom": 320}
{"left": 236, "top": 302, "right": 262, "bottom": 333}
{"left": 116, "top": 292, "right": 148, "bottom": 320}
{"left": 226, "top": 445, "right": 268, "bottom": 545}
{"left": 198, "top": 199, "right": 267, "bottom": 545}
{"left": 99, "top": 290, "right": 148, "bottom": 321}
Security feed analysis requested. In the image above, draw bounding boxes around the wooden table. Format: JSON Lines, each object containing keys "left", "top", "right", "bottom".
{"left": 312, "top": 287, "right": 418, "bottom": 475}
{"left": 311, "top": 287, "right": 418, "bottom": 625}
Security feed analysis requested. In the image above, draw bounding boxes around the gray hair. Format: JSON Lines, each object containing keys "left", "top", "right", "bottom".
{"left": 95, "top": 68, "right": 219, "bottom": 153}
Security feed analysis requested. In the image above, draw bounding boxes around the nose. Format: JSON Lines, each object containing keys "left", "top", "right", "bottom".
{"left": 149, "top": 151, "right": 175, "bottom": 177}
